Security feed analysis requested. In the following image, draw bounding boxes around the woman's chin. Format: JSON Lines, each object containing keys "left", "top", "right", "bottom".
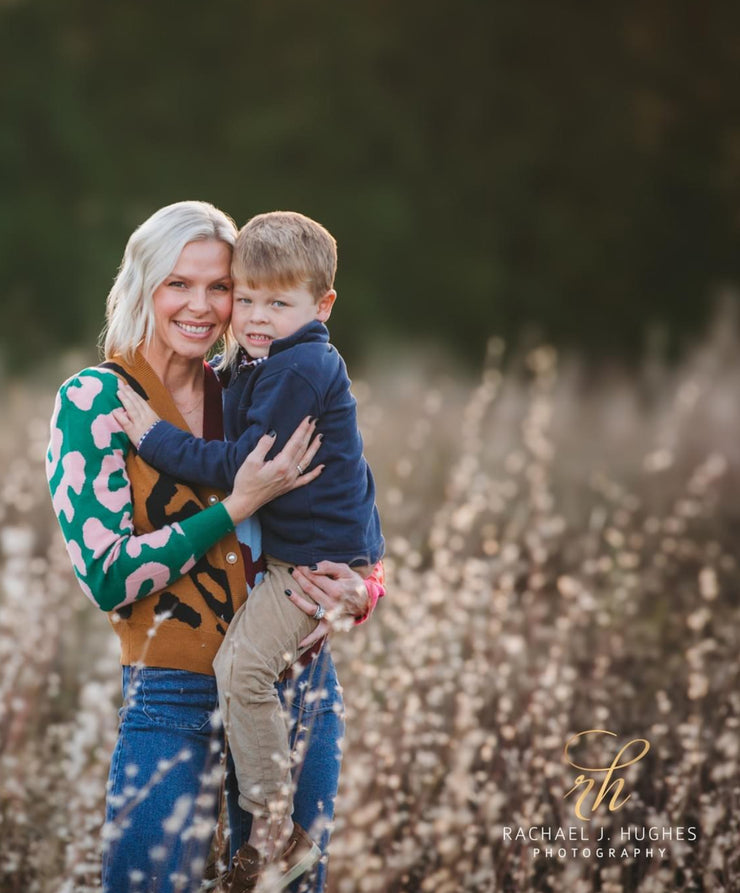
{"left": 178, "top": 337, "right": 218, "bottom": 356}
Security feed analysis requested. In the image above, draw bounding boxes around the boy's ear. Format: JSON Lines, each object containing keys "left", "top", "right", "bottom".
{"left": 315, "top": 289, "right": 337, "bottom": 322}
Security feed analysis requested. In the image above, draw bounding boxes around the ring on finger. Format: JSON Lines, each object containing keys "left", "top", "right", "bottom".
{"left": 312, "top": 603, "right": 326, "bottom": 621}
{"left": 296, "top": 463, "right": 304, "bottom": 475}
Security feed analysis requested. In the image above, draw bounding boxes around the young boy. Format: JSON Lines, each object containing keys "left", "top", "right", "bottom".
{"left": 116, "top": 211, "right": 384, "bottom": 891}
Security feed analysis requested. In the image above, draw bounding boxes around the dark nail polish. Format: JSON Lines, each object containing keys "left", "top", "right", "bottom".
{"left": 288, "top": 567, "right": 294, "bottom": 575}
{"left": 284, "top": 589, "right": 293, "bottom": 597}
{"left": 268, "top": 429, "right": 277, "bottom": 437}
{"left": 309, "top": 564, "right": 318, "bottom": 571}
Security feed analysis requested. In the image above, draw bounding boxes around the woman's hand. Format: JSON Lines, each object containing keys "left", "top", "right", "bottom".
{"left": 222, "top": 417, "right": 323, "bottom": 524}
{"left": 113, "top": 383, "right": 162, "bottom": 446}
{"left": 287, "top": 561, "right": 371, "bottom": 648}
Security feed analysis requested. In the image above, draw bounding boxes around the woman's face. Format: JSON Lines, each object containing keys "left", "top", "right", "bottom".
{"left": 148, "top": 239, "right": 233, "bottom": 365}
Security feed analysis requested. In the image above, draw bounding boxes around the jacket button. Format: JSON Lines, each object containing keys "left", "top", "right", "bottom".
{"left": 226, "top": 552, "right": 238, "bottom": 564}
{"left": 207, "top": 494, "right": 219, "bottom": 505}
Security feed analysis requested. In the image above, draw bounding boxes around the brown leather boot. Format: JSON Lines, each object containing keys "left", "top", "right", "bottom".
{"left": 218, "top": 823, "right": 321, "bottom": 893}
{"left": 216, "top": 841, "right": 261, "bottom": 892}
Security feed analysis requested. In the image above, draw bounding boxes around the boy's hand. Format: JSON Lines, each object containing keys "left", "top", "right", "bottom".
{"left": 112, "top": 382, "right": 162, "bottom": 447}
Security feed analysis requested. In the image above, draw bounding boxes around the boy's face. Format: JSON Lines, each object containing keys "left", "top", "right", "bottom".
{"left": 231, "top": 279, "right": 335, "bottom": 359}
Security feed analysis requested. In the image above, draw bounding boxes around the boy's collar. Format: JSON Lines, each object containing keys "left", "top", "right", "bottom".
{"left": 270, "top": 319, "right": 329, "bottom": 354}
{"left": 236, "top": 353, "right": 268, "bottom": 375}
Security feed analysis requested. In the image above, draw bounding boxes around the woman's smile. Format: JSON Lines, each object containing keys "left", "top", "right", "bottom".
{"left": 172, "top": 320, "right": 219, "bottom": 338}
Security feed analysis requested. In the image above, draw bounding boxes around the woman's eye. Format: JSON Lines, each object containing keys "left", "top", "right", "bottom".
{"left": 168, "top": 280, "right": 186, "bottom": 288}
{"left": 212, "top": 283, "right": 231, "bottom": 292}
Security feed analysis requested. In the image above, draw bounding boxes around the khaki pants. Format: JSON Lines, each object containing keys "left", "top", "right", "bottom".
{"left": 212, "top": 557, "right": 319, "bottom": 817}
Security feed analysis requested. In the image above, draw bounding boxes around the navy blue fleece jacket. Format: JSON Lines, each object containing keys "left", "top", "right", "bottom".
{"left": 137, "top": 321, "right": 384, "bottom": 567}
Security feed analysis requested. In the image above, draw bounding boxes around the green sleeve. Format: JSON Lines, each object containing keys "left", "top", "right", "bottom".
{"left": 46, "top": 368, "right": 234, "bottom": 612}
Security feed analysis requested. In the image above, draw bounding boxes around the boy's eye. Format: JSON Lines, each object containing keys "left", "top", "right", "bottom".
{"left": 236, "top": 297, "right": 251, "bottom": 304}
{"left": 272, "top": 300, "right": 287, "bottom": 308}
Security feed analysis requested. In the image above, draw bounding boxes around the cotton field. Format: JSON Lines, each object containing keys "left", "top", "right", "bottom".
{"left": 2, "top": 319, "right": 739, "bottom": 892}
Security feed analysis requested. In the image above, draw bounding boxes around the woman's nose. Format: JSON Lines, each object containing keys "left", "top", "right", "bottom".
{"left": 187, "top": 287, "right": 209, "bottom": 312}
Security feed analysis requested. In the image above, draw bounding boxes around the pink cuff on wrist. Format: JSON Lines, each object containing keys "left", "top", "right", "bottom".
{"left": 354, "top": 561, "right": 386, "bottom": 625}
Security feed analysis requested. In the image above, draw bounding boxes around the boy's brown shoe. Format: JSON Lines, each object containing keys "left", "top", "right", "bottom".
{"left": 218, "top": 823, "right": 321, "bottom": 893}
{"left": 273, "top": 823, "right": 322, "bottom": 888}
{"left": 216, "top": 841, "right": 261, "bottom": 892}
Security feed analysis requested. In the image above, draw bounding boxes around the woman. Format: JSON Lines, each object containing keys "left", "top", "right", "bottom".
{"left": 46, "top": 201, "right": 382, "bottom": 893}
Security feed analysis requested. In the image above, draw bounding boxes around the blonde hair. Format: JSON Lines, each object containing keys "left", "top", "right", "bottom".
{"left": 102, "top": 200, "right": 237, "bottom": 360}
{"left": 219, "top": 210, "right": 338, "bottom": 368}
{"left": 233, "top": 210, "right": 337, "bottom": 296}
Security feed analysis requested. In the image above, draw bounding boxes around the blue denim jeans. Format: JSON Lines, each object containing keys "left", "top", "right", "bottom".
{"left": 102, "top": 647, "right": 344, "bottom": 893}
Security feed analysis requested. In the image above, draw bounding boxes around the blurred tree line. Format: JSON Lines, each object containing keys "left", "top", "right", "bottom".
{"left": 2, "top": 0, "right": 740, "bottom": 371}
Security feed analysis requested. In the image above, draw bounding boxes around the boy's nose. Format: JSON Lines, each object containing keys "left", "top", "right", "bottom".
{"left": 248, "top": 305, "right": 269, "bottom": 323}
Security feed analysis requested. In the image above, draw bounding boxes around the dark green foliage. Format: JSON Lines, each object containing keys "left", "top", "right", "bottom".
{"left": 2, "top": 0, "right": 740, "bottom": 368}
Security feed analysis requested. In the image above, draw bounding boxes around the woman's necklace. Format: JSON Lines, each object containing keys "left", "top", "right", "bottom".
{"left": 175, "top": 392, "right": 204, "bottom": 415}
{"left": 173, "top": 388, "right": 205, "bottom": 435}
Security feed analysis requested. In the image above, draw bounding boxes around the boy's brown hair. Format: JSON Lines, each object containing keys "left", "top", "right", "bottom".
{"left": 232, "top": 210, "right": 337, "bottom": 300}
